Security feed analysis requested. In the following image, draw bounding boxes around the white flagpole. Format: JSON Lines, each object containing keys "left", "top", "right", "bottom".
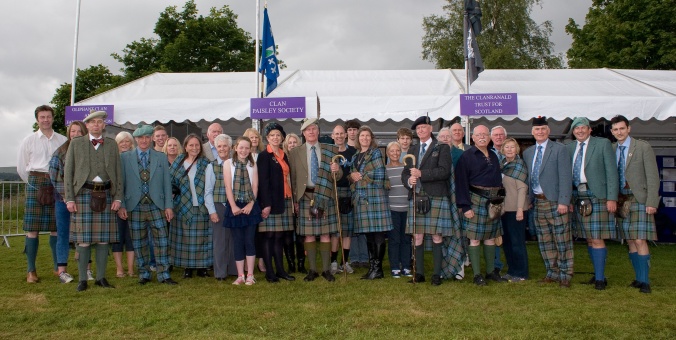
{"left": 70, "top": 0, "right": 82, "bottom": 105}
{"left": 253, "top": 0, "right": 261, "bottom": 131}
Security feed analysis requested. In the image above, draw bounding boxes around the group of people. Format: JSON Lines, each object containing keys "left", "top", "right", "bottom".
{"left": 17, "top": 104, "right": 660, "bottom": 293}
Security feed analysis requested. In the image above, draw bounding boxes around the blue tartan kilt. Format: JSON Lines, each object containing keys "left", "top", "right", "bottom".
{"left": 616, "top": 195, "right": 656, "bottom": 241}
{"left": 259, "top": 198, "right": 294, "bottom": 232}
{"left": 297, "top": 193, "right": 337, "bottom": 236}
{"left": 70, "top": 188, "right": 118, "bottom": 244}
{"left": 441, "top": 235, "right": 465, "bottom": 279}
{"left": 572, "top": 190, "right": 616, "bottom": 240}
{"left": 352, "top": 188, "right": 393, "bottom": 234}
{"left": 406, "top": 193, "right": 453, "bottom": 237}
{"left": 461, "top": 192, "right": 502, "bottom": 240}
{"left": 170, "top": 206, "right": 213, "bottom": 268}
{"left": 23, "top": 174, "right": 56, "bottom": 232}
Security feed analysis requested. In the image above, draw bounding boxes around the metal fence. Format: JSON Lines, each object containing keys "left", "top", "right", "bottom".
{"left": 1, "top": 181, "right": 25, "bottom": 247}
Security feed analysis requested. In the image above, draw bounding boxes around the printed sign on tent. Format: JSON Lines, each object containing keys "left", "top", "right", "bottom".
{"left": 65, "top": 105, "right": 115, "bottom": 125}
{"left": 251, "top": 97, "right": 305, "bottom": 119}
{"left": 460, "top": 93, "right": 518, "bottom": 116}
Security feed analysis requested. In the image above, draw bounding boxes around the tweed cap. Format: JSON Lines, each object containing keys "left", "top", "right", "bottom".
{"left": 83, "top": 110, "right": 107, "bottom": 123}
{"left": 300, "top": 118, "right": 319, "bottom": 132}
{"left": 132, "top": 124, "right": 154, "bottom": 137}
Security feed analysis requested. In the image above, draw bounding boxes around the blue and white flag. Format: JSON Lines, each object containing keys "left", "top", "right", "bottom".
{"left": 259, "top": 8, "right": 279, "bottom": 96}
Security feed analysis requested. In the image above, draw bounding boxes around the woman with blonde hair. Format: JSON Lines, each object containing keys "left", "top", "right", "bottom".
{"left": 112, "top": 131, "right": 136, "bottom": 278}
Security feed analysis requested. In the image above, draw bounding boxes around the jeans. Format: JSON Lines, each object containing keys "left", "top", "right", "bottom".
{"left": 501, "top": 211, "right": 529, "bottom": 278}
{"left": 388, "top": 210, "right": 411, "bottom": 270}
{"left": 55, "top": 201, "right": 71, "bottom": 266}
{"left": 350, "top": 234, "right": 369, "bottom": 262}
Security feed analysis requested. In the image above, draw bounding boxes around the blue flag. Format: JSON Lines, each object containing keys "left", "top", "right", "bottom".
{"left": 259, "top": 8, "right": 279, "bottom": 96}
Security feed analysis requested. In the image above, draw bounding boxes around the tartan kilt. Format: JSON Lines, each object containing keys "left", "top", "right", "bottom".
{"left": 259, "top": 198, "right": 294, "bottom": 232}
{"left": 441, "top": 235, "right": 465, "bottom": 278}
{"left": 70, "top": 188, "right": 118, "bottom": 244}
{"left": 406, "top": 191, "right": 452, "bottom": 236}
{"left": 352, "top": 188, "right": 393, "bottom": 234}
{"left": 170, "top": 206, "right": 213, "bottom": 268}
{"left": 297, "top": 192, "right": 337, "bottom": 236}
{"left": 23, "top": 175, "right": 56, "bottom": 232}
{"left": 461, "top": 192, "right": 502, "bottom": 240}
{"left": 616, "top": 195, "right": 656, "bottom": 241}
{"left": 571, "top": 190, "right": 616, "bottom": 240}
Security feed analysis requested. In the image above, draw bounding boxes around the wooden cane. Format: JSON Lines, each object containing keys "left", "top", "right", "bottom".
{"left": 332, "top": 154, "right": 348, "bottom": 281}
{"left": 402, "top": 154, "right": 417, "bottom": 283}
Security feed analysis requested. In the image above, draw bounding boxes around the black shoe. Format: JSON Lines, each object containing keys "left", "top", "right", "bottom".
{"left": 473, "top": 274, "right": 487, "bottom": 286}
{"left": 594, "top": 279, "right": 607, "bottom": 290}
{"left": 321, "top": 270, "right": 336, "bottom": 282}
{"left": 76, "top": 280, "right": 87, "bottom": 292}
{"left": 492, "top": 268, "right": 502, "bottom": 277}
{"left": 639, "top": 282, "right": 652, "bottom": 294}
{"left": 297, "top": 258, "right": 308, "bottom": 274}
{"left": 486, "top": 272, "right": 507, "bottom": 283}
{"left": 407, "top": 273, "right": 426, "bottom": 284}
{"left": 582, "top": 276, "right": 595, "bottom": 285}
{"left": 629, "top": 280, "right": 642, "bottom": 288}
{"left": 183, "top": 268, "right": 193, "bottom": 278}
{"left": 138, "top": 277, "right": 152, "bottom": 285}
{"left": 215, "top": 277, "right": 226, "bottom": 281}
{"left": 95, "top": 278, "right": 115, "bottom": 288}
{"left": 277, "top": 273, "right": 296, "bottom": 281}
{"left": 266, "top": 275, "right": 280, "bottom": 283}
{"left": 196, "top": 268, "right": 210, "bottom": 277}
{"left": 431, "top": 274, "right": 442, "bottom": 286}
{"left": 303, "top": 270, "right": 319, "bottom": 282}
{"left": 160, "top": 278, "right": 178, "bottom": 285}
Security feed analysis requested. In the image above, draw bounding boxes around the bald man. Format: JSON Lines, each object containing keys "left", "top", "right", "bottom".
{"left": 202, "top": 123, "right": 223, "bottom": 161}
{"left": 450, "top": 123, "right": 470, "bottom": 151}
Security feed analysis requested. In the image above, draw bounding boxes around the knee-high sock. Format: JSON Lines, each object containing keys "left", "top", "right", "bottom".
{"left": 591, "top": 248, "right": 607, "bottom": 281}
{"left": 414, "top": 244, "right": 424, "bottom": 275}
{"left": 305, "top": 241, "right": 317, "bottom": 272}
{"left": 484, "top": 244, "right": 496, "bottom": 275}
{"left": 95, "top": 244, "right": 109, "bottom": 281}
{"left": 76, "top": 245, "right": 91, "bottom": 282}
{"left": 25, "top": 237, "right": 39, "bottom": 273}
{"left": 319, "top": 242, "right": 331, "bottom": 272}
{"left": 432, "top": 242, "right": 442, "bottom": 276}
{"left": 49, "top": 235, "right": 58, "bottom": 271}
{"left": 628, "top": 252, "right": 638, "bottom": 281}
{"left": 342, "top": 248, "right": 350, "bottom": 264}
{"left": 637, "top": 254, "right": 650, "bottom": 284}
{"left": 468, "top": 245, "right": 482, "bottom": 277}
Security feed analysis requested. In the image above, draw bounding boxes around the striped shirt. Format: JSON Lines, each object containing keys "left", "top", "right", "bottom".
{"left": 386, "top": 166, "right": 408, "bottom": 212}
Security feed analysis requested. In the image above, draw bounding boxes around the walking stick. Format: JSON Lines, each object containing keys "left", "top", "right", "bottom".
{"left": 332, "top": 154, "right": 348, "bottom": 281}
{"left": 402, "top": 154, "right": 417, "bottom": 283}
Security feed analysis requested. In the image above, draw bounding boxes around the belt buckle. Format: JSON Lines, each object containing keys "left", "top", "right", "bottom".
{"left": 577, "top": 183, "right": 588, "bottom": 192}
{"left": 92, "top": 183, "right": 105, "bottom": 191}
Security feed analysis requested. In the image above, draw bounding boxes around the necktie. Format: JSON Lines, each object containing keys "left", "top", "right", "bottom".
{"left": 532, "top": 146, "right": 543, "bottom": 189}
{"left": 618, "top": 145, "right": 627, "bottom": 192}
{"left": 91, "top": 138, "right": 104, "bottom": 146}
{"left": 419, "top": 143, "right": 427, "bottom": 167}
{"left": 573, "top": 142, "right": 585, "bottom": 186}
{"left": 141, "top": 151, "right": 148, "bottom": 169}
{"left": 310, "top": 145, "right": 318, "bottom": 184}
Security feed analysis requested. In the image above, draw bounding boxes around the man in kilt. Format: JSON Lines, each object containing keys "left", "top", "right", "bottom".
{"left": 610, "top": 115, "right": 660, "bottom": 294}
{"left": 288, "top": 118, "right": 342, "bottom": 282}
{"left": 523, "top": 116, "right": 574, "bottom": 288}
{"left": 566, "top": 117, "right": 618, "bottom": 290}
{"left": 17, "top": 105, "right": 67, "bottom": 283}
{"left": 118, "top": 125, "right": 177, "bottom": 285}
{"left": 402, "top": 116, "right": 458, "bottom": 286}
{"left": 64, "top": 110, "right": 123, "bottom": 291}
{"left": 456, "top": 125, "right": 506, "bottom": 286}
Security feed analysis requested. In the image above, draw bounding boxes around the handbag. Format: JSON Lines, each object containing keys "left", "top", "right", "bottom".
{"left": 37, "top": 185, "right": 55, "bottom": 206}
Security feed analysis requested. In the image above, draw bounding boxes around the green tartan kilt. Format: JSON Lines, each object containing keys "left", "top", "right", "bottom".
{"left": 297, "top": 193, "right": 338, "bottom": 236}
{"left": 461, "top": 192, "right": 502, "bottom": 240}
{"left": 616, "top": 195, "right": 656, "bottom": 241}
{"left": 23, "top": 174, "right": 56, "bottom": 232}
{"left": 406, "top": 193, "right": 453, "bottom": 236}
{"left": 352, "top": 188, "right": 393, "bottom": 234}
{"left": 70, "top": 188, "right": 118, "bottom": 244}
{"left": 572, "top": 190, "right": 617, "bottom": 240}
{"left": 259, "top": 198, "right": 294, "bottom": 232}
{"left": 169, "top": 206, "right": 213, "bottom": 268}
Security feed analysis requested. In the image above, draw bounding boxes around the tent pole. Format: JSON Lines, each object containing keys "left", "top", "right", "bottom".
{"left": 69, "top": 0, "right": 82, "bottom": 105}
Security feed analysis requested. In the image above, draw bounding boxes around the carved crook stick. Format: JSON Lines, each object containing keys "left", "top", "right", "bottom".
{"left": 402, "top": 154, "right": 417, "bottom": 283}
{"left": 331, "top": 154, "right": 348, "bottom": 282}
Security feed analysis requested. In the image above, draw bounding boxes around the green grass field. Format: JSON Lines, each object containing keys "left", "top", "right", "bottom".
{"left": 1, "top": 236, "right": 675, "bottom": 339}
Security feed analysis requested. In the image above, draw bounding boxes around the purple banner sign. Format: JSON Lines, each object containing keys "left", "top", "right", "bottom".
{"left": 460, "top": 93, "right": 518, "bottom": 116}
{"left": 65, "top": 105, "right": 115, "bottom": 125}
{"left": 251, "top": 97, "right": 306, "bottom": 119}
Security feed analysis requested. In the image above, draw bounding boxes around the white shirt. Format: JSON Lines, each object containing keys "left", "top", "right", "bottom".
{"left": 305, "top": 142, "right": 321, "bottom": 187}
{"left": 17, "top": 129, "right": 67, "bottom": 182}
{"left": 531, "top": 139, "right": 549, "bottom": 195}
{"left": 573, "top": 137, "right": 590, "bottom": 184}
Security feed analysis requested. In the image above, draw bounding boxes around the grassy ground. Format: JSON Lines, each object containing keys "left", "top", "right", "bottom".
{"left": 1, "top": 237, "right": 675, "bottom": 339}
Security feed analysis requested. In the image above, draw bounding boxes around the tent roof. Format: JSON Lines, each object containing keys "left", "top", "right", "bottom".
{"left": 78, "top": 68, "right": 676, "bottom": 124}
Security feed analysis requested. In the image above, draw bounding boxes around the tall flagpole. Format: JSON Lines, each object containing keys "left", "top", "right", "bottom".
{"left": 70, "top": 0, "right": 82, "bottom": 105}
{"left": 463, "top": 9, "right": 471, "bottom": 144}
{"left": 253, "top": 0, "right": 261, "bottom": 131}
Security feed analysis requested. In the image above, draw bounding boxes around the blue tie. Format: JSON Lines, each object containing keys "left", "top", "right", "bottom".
{"left": 573, "top": 142, "right": 585, "bottom": 187}
{"left": 310, "top": 145, "right": 319, "bottom": 185}
{"left": 419, "top": 143, "right": 427, "bottom": 167}
{"left": 532, "top": 146, "right": 543, "bottom": 189}
{"left": 140, "top": 151, "right": 149, "bottom": 196}
{"left": 618, "top": 145, "right": 627, "bottom": 194}
{"left": 141, "top": 151, "right": 148, "bottom": 169}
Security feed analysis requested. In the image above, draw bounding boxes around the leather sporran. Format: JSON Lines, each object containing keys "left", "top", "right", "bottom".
{"left": 308, "top": 199, "right": 325, "bottom": 219}
{"left": 616, "top": 194, "right": 630, "bottom": 219}
{"left": 415, "top": 195, "right": 431, "bottom": 215}
{"left": 338, "top": 197, "right": 353, "bottom": 214}
{"left": 37, "top": 186, "right": 55, "bottom": 206}
{"left": 487, "top": 196, "right": 505, "bottom": 221}
{"left": 576, "top": 198, "right": 593, "bottom": 217}
{"left": 89, "top": 190, "right": 107, "bottom": 212}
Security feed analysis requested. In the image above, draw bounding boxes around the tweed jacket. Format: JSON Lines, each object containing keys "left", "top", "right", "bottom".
{"left": 613, "top": 138, "right": 660, "bottom": 208}
{"left": 566, "top": 136, "right": 619, "bottom": 201}
{"left": 402, "top": 139, "right": 452, "bottom": 198}
{"left": 202, "top": 142, "right": 216, "bottom": 161}
{"left": 64, "top": 135, "right": 123, "bottom": 202}
{"left": 119, "top": 148, "right": 173, "bottom": 211}
{"left": 523, "top": 139, "right": 572, "bottom": 206}
{"left": 288, "top": 142, "right": 342, "bottom": 206}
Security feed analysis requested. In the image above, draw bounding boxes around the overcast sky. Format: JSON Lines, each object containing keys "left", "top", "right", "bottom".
{"left": 0, "top": 0, "right": 590, "bottom": 167}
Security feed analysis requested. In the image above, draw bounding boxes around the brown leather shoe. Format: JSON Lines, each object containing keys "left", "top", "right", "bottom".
{"left": 559, "top": 280, "right": 571, "bottom": 288}
{"left": 27, "top": 271, "right": 39, "bottom": 283}
{"left": 537, "top": 277, "right": 557, "bottom": 284}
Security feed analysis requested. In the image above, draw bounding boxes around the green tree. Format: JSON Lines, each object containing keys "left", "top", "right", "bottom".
{"left": 47, "top": 64, "right": 123, "bottom": 134}
{"left": 422, "top": 0, "right": 563, "bottom": 69}
{"left": 112, "top": 0, "right": 256, "bottom": 81}
{"left": 566, "top": 0, "right": 676, "bottom": 69}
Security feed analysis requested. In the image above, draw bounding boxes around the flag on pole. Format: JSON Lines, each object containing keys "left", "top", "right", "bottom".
{"left": 464, "top": 0, "right": 483, "bottom": 85}
{"left": 259, "top": 7, "right": 279, "bottom": 96}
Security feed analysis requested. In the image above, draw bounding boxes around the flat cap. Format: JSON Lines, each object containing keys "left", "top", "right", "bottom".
{"left": 83, "top": 110, "right": 107, "bottom": 123}
{"left": 300, "top": 118, "right": 318, "bottom": 132}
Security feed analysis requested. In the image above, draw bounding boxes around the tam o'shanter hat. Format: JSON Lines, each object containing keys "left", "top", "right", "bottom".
{"left": 83, "top": 110, "right": 107, "bottom": 123}
{"left": 132, "top": 124, "right": 154, "bottom": 137}
{"left": 570, "top": 117, "right": 590, "bottom": 129}
{"left": 411, "top": 114, "right": 432, "bottom": 130}
{"left": 532, "top": 116, "right": 548, "bottom": 126}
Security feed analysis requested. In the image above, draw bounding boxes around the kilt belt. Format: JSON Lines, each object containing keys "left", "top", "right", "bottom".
{"left": 83, "top": 181, "right": 111, "bottom": 191}
{"left": 470, "top": 185, "right": 503, "bottom": 198}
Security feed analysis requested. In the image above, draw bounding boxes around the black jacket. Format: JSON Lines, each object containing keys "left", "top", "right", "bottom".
{"left": 257, "top": 149, "right": 289, "bottom": 214}
{"left": 402, "top": 139, "right": 452, "bottom": 198}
